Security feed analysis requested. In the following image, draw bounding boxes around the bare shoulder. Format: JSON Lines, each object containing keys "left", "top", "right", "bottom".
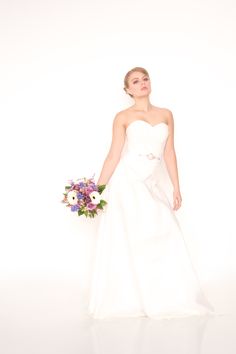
{"left": 153, "top": 106, "right": 174, "bottom": 124}
{"left": 112, "top": 109, "right": 129, "bottom": 128}
{"left": 163, "top": 107, "right": 174, "bottom": 124}
{"left": 153, "top": 105, "right": 173, "bottom": 116}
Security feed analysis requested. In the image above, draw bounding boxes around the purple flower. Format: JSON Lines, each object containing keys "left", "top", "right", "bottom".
{"left": 71, "top": 205, "right": 79, "bottom": 212}
{"left": 85, "top": 196, "right": 91, "bottom": 203}
{"left": 77, "top": 192, "right": 84, "bottom": 199}
{"left": 89, "top": 182, "right": 97, "bottom": 191}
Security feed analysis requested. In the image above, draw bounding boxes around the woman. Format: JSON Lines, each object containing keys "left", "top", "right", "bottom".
{"left": 97, "top": 67, "right": 182, "bottom": 211}
{"left": 88, "top": 67, "right": 215, "bottom": 320}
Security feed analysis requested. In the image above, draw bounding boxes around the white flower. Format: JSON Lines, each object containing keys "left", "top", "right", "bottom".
{"left": 89, "top": 191, "right": 101, "bottom": 205}
{"left": 67, "top": 190, "right": 78, "bottom": 205}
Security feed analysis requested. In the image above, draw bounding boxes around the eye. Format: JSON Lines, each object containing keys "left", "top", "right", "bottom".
{"left": 133, "top": 80, "right": 138, "bottom": 84}
{"left": 144, "top": 77, "right": 149, "bottom": 81}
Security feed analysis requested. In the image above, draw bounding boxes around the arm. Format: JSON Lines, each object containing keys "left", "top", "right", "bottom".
{"left": 163, "top": 110, "right": 182, "bottom": 210}
{"left": 96, "top": 113, "right": 126, "bottom": 186}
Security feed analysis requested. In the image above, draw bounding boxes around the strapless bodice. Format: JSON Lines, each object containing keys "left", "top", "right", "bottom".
{"left": 125, "top": 120, "right": 169, "bottom": 160}
{"left": 117, "top": 120, "right": 169, "bottom": 181}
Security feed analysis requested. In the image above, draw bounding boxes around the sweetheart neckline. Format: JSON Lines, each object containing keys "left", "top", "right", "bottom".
{"left": 126, "top": 120, "right": 168, "bottom": 132}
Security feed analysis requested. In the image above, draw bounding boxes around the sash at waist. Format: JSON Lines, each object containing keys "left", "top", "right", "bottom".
{"left": 125, "top": 149, "right": 162, "bottom": 161}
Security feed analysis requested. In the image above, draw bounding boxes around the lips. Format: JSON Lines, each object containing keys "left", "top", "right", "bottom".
{"left": 141, "top": 87, "right": 147, "bottom": 90}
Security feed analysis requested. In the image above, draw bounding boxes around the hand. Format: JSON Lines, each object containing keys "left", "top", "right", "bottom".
{"left": 173, "top": 189, "right": 182, "bottom": 210}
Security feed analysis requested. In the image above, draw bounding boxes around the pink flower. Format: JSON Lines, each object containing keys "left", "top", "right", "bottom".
{"left": 87, "top": 202, "right": 97, "bottom": 210}
{"left": 85, "top": 186, "right": 94, "bottom": 195}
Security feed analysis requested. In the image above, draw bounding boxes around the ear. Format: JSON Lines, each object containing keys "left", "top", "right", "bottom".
{"left": 125, "top": 87, "right": 131, "bottom": 95}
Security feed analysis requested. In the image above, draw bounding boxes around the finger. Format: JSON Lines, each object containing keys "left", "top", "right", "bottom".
{"left": 174, "top": 197, "right": 181, "bottom": 210}
{"left": 177, "top": 198, "right": 181, "bottom": 209}
{"left": 173, "top": 198, "right": 177, "bottom": 210}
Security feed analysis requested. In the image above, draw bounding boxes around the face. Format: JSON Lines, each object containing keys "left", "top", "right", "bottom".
{"left": 126, "top": 71, "right": 151, "bottom": 98}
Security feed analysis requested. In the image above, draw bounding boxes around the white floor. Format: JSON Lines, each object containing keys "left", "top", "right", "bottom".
{"left": 1, "top": 278, "right": 235, "bottom": 354}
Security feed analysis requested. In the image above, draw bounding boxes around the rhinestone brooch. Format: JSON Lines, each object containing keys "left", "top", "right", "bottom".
{"left": 146, "top": 153, "right": 156, "bottom": 160}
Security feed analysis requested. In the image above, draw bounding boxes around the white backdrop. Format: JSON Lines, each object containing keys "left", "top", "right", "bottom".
{"left": 0, "top": 0, "right": 235, "bottom": 317}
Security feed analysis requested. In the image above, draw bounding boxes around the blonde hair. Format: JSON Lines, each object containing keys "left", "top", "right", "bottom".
{"left": 123, "top": 67, "right": 150, "bottom": 98}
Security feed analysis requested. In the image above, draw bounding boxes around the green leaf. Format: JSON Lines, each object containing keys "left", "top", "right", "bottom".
{"left": 89, "top": 209, "right": 97, "bottom": 218}
{"left": 100, "top": 199, "right": 107, "bottom": 207}
{"left": 98, "top": 184, "right": 106, "bottom": 194}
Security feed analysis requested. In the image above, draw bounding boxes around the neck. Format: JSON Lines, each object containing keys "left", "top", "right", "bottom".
{"left": 132, "top": 97, "right": 152, "bottom": 112}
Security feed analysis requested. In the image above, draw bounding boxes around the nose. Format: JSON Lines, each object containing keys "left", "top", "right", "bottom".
{"left": 141, "top": 80, "right": 147, "bottom": 87}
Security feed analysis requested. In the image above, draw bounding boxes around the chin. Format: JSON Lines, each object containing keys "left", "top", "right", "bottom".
{"left": 140, "top": 91, "right": 150, "bottom": 97}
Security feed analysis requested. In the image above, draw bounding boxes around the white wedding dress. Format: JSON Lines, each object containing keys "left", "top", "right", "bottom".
{"left": 87, "top": 120, "right": 215, "bottom": 320}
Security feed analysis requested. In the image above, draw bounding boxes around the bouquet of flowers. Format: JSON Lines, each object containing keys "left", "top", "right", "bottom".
{"left": 61, "top": 175, "right": 107, "bottom": 218}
